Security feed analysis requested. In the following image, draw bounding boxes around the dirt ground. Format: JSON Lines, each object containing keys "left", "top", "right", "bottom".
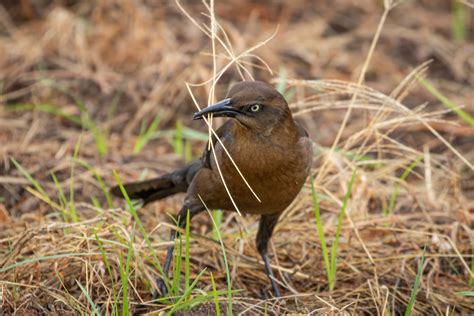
{"left": 0, "top": 0, "right": 473, "bottom": 315}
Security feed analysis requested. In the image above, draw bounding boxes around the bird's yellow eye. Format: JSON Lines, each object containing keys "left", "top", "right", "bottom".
{"left": 250, "top": 104, "right": 260, "bottom": 112}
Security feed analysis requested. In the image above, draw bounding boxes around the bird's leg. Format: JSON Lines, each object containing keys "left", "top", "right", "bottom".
{"left": 256, "top": 213, "right": 282, "bottom": 298}
{"left": 154, "top": 203, "right": 204, "bottom": 299}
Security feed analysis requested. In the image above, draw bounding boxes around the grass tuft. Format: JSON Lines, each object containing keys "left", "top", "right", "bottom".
{"left": 311, "top": 168, "right": 357, "bottom": 290}
{"left": 201, "top": 196, "right": 234, "bottom": 316}
{"left": 113, "top": 170, "right": 168, "bottom": 293}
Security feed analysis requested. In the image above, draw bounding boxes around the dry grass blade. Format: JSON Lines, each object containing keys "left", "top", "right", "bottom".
{"left": 314, "top": 5, "right": 392, "bottom": 185}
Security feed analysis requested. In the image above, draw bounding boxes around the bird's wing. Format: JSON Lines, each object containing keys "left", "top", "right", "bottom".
{"left": 201, "top": 120, "right": 233, "bottom": 169}
{"left": 296, "top": 123, "right": 309, "bottom": 138}
{"left": 295, "top": 123, "right": 313, "bottom": 176}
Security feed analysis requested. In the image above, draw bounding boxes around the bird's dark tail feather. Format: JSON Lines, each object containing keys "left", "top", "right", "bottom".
{"left": 110, "top": 175, "right": 182, "bottom": 205}
{"left": 111, "top": 161, "right": 201, "bottom": 206}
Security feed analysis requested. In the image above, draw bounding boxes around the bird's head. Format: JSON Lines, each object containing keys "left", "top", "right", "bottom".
{"left": 193, "top": 81, "right": 292, "bottom": 134}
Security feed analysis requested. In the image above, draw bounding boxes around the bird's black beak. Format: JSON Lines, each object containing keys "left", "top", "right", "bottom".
{"left": 193, "top": 98, "right": 241, "bottom": 120}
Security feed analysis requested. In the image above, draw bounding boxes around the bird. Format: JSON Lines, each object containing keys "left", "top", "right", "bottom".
{"left": 111, "top": 81, "right": 313, "bottom": 298}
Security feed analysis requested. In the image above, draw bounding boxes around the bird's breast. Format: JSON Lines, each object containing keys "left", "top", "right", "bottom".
{"left": 209, "top": 135, "right": 312, "bottom": 214}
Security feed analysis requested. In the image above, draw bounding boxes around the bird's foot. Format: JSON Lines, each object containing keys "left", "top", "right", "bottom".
{"left": 271, "top": 281, "right": 281, "bottom": 298}
{"left": 261, "top": 252, "right": 282, "bottom": 298}
{"left": 152, "top": 277, "right": 168, "bottom": 300}
{"left": 260, "top": 285, "right": 281, "bottom": 300}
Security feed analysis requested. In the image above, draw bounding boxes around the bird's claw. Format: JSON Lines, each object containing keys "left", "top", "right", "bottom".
{"left": 271, "top": 282, "right": 281, "bottom": 298}
{"left": 152, "top": 277, "right": 168, "bottom": 300}
{"left": 260, "top": 285, "right": 281, "bottom": 300}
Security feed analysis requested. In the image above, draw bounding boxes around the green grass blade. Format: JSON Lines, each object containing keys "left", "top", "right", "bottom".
{"left": 419, "top": 78, "right": 474, "bottom": 126}
{"left": 75, "top": 103, "right": 108, "bottom": 157}
{"left": 174, "top": 120, "right": 184, "bottom": 156}
{"left": 172, "top": 235, "right": 183, "bottom": 298}
{"left": 56, "top": 271, "right": 82, "bottom": 313}
{"left": 152, "top": 127, "right": 209, "bottom": 143}
{"left": 68, "top": 135, "right": 82, "bottom": 223}
{"left": 120, "top": 225, "right": 135, "bottom": 316}
{"left": 386, "top": 156, "right": 423, "bottom": 215}
{"left": 110, "top": 226, "right": 127, "bottom": 245}
{"left": 276, "top": 65, "right": 296, "bottom": 101}
{"left": 118, "top": 252, "right": 127, "bottom": 315}
{"left": 184, "top": 140, "right": 193, "bottom": 163}
{"left": 51, "top": 172, "right": 67, "bottom": 208}
{"left": 203, "top": 199, "right": 233, "bottom": 316}
{"left": 310, "top": 175, "right": 330, "bottom": 283}
{"left": 182, "top": 127, "right": 209, "bottom": 141}
{"left": 6, "top": 103, "right": 82, "bottom": 125}
{"left": 10, "top": 157, "right": 47, "bottom": 197}
{"left": 53, "top": 84, "right": 108, "bottom": 156}
{"left": 104, "top": 92, "right": 121, "bottom": 137}
{"left": 9, "top": 82, "right": 108, "bottom": 157}
{"left": 210, "top": 272, "right": 221, "bottom": 316}
{"left": 276, "top": 66, "right": 287, "bottom": 94}
{"left": 133, "top": 113, "right": 161, "bottom": 154}
{"left": 452, "top": 0, "right": 469, "bottom": 43}
{"left": 212, "top": 210, "right": 223, "bottom": 241}
{"left": 75, "top": 105, "right": 107, "bottom": 156}
{"left": 50, "top": 172, "right": 70, "bottom": 224}
{"left": 405, "top": 243, "right": 427, "bottom": 316}
{"left": 93, "top": 229, "right": 117, "bottom": 313}
{"left": 167, "top": 268, "right": 207, "bottom": 315}
{"left": 73, "top": 158, "right": 113, "bottom": 209}
{"left": 92, "top": 173, "right": 114, "bottom": 209}
{"left": 91, "top": 196, "right": 101, "bottom": 210}
{"left": 76, "top": 280, "right": 101, "bottom": 316}
{"left": 10, "top": 158, "right": 64, "bottom": 212}
{"left": 164, "top": 292, "right": 219, "bottom": 315}
{"left": 94, "top": 232, "right": 115, "bottom": 283}
{"left": 185, "top": 210, "right": 191, "bottom": 292}
{"left": 329, "top": 169, "right": 357, "bottom": 290}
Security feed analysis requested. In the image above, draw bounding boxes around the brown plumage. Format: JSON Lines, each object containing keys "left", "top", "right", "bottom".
{"left": 111, "top": 81, "right": 313, "bottom": 297}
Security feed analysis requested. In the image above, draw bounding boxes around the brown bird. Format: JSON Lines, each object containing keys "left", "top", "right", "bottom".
{"left": 111, "top": 81, "right": 313, "bottom": 297}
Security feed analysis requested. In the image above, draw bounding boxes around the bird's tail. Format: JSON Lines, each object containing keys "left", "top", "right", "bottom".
{"left": 110, "top": 161, "right": 202, "bottom": 205}
{"left": 110, "top": 175, "right": 180, "bottom": 205}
